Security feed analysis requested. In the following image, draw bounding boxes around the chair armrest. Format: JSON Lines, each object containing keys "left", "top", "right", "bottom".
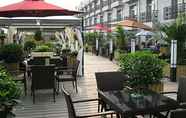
{"left": 72, "top": 98, "right": 99, "bottom": 103}
{"left": 160, "top": 91, "right": 178, "bottom": 95}
{"left": 56, "top": 66, "right": 74, "bottom": 70}
{"left": 77, "top": 110, "right": 116, "bottom": 118}
{"left": 179, "top": 102, "right": 186, "bottom": 109}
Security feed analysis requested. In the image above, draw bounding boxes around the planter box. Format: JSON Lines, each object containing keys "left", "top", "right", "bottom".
{"left": 4, "top": 63, "right": 19, "bottom": 72}
{"left": 0, "top": 110, "right": 7, "bottom": 118}
{"left": 31, "top": 52, "right": 54, "bottom": 58}
{"left": 148, "top": 82, "right": 164, "bottom": 93}
{"left": 163, "top": 64, "right": 186, "bottom": 79}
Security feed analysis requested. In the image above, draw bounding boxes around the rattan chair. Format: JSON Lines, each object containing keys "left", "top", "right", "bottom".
{"left": 170, "top": 109, "right": 186, "bottom": 118}
{"left": 156, "top": 76, "right": 186, "bottom": 117}
{"left": 30, "top": 65, "right": 56, "bottom": 103}
{"left": 62, "top": 86, "right": 116, "bottom": 118}
{"left": 95, "top": 72, "right": 129, "bottom": 112}
{"left": 56, "top": 60, "right": 80, "bottom": 93}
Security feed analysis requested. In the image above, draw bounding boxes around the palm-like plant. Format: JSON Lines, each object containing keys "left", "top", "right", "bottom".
{"left": 115, "top": 25, "right": 127, "bottom": 50}
{"left": 160, "top": 14, "right": 186, "bottom": 64}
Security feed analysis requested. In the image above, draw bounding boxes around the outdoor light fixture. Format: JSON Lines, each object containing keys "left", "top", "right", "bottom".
{"left": 36, "top": 19, "right": 40, "bottom": 26}
{"left": 170, "top": 40, "right": 177, "bottom": 82}
{"left": 131, "top": 39, "right": 135, "bottom": 53}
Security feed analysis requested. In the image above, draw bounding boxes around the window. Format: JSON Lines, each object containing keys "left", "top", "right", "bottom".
{"left": 108, "top": 13, "right": 112, "bottom": 22}
{"left": 100, "top": 15, "right": 104, "bottom": 23}
{"left": 146, "top": 0, "right": 152, "bottom": 22}
{"left": 129, "top": 4, "right": 137, "bottom": 19}
{"left": 117, "top": 9, "right": 122, "bottom": 21}
{"left": 140, "top": 12, "right": 146, "bottom": 22}
{"left": 163, "top": 7, "right": 172, "bottom": 20}
{"left": 102, "top": 0, "right": 108, "bottom": 6}
{"left": 94, "top": 17, "right": 97, "bottom": 24}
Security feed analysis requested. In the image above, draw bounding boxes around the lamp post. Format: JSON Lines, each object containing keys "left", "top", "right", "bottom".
{"left": 131, "top": 39, "right": 135, "bottom": 53}
{"left": 170, "top": 40, "right": 177, "bottom": 82}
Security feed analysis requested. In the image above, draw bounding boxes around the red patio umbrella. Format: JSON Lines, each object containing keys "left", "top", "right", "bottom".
{"left": 89, "top": 24, "right": 112, "bottom": 32}
{"left": 0, "top": 0, "right": 81, "bottom": 17}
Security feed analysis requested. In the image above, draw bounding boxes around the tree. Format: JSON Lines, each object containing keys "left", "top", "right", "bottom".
{"left": 160, "top": 13, "right": 186, "bottom": 64}
{"left": 115, "top": 25, "right": 127, "bottom": 50}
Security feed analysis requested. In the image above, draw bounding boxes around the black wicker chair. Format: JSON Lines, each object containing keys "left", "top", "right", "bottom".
{"left": 56, "top": 60, "right": 80, "bottom": 93}
{"left": 157, "top": 76, "right": 186, "bottom": 117}
{"left": 95, "top": 72, "right": 129, "bottom": 112}
{"left": 8, "top": 62, "right": 27, "bottom": 96}
{"left": 62, "top": 86, "right": 116, "bottom": 118}
{"left": 30, "top": 65, "right": 56, "bottom": 103}
{"left": 170, "top": 109, "right": 186, "bottom": 118}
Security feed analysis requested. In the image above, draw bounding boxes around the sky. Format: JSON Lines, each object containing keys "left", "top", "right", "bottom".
{"left": 0, "top": 0, "right": 83, "bottom": 10}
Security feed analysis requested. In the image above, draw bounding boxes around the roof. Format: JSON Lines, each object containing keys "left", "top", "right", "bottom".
{"left": 0, "top": 16, "right": 81, "bottom": 26}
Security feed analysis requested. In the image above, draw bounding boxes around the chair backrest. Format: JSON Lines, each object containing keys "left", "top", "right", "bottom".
{"left": 50, "top": 58, "right": 63, "bottom": 66}
{"left": 28, "top": 57, "right": 50, "bottom": 65}
{"left": 72, "top": 60, "right": 80, "bottom": 77}
{"left": 62, "top": 86, "right": 76, "bottom": 118}
{"left": 170, "top": 109, "right": 186, "bottom": 118}
{"left": 95, "top": 72, "right": 129, "bottom": 91}
{"left": 31, "top": 65, "right": 55, "bottom": 90}
{"left": 177, "top": 76, "right": 186, "bottom": 103}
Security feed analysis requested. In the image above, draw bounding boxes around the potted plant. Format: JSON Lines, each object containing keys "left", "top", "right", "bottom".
{"left": 119, "top": 51, "right": 165, "bottom": 92}
{"left": 24, "top": 40, "right": 36, "bottom": 57}
{"left": 0, "top": 30, "right": 6, "bottom": 46}
{"left": 34, "top": 30, "right": 43, "bottom": 41}
{"left": 0, "top": 44, "right": 24, "bottom": 71}
{"left": 0, "top": 66, "right": 22, "bottom": 118}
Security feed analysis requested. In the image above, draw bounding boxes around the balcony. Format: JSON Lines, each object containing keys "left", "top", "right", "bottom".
{"left": 111, "top": 0, "right": 122, "bottom": 8}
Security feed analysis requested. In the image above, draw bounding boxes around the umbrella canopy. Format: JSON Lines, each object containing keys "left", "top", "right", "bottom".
{"left": 117, "top": 19, "right": 152, "bottom": 31}
{"left": 89, "top": 24, "right": 112, "bottom": 32}
{"left": 0, "top": 0, "right": 81, "bottom": 17}
{"left": 136, "top": 30, "right": 154, "bottom": 36}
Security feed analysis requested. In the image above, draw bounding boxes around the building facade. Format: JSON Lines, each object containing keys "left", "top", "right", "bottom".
{"left": 78, "top": 0, "right": 186, "bottom": 30}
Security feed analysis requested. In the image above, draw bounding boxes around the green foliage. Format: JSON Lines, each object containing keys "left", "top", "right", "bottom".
{"left": 50, "top": 35, "right": 56, "bottom": 41}
{"left": 24, "top": 40, "right": 36, "bottom": 51}
{"left": 43, "top": 42, "right": 54, "bottom": 49}
{"left": 119, "top": 51, "right": 165, "bottom": 87}
{"left": 84, "top": 32, "right": 100, "bottom": 46}
{"left": 34, "top": 45, "right": 51, "bottom": 52}
{"left": 115, "top": 25, "right": 127, "bottom": 50}
{"left": 160, "top": 14, "right": 186, "bottom": 64}
{"left": 0, "top": 30, "right": 6, "bottom": 39}
{"left": 70, "top": 51, "right": 78, "bottom": 57}
{"left": 0, "top": 44, "right": 24, "bottom": 63}
{"left": 34, "top": 30, "right": 43, "bottom": 41}
{"left": 0, "top": 66, "right": 21, "bottom": 109}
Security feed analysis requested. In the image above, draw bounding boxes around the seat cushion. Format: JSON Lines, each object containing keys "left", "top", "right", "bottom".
{"left": 13, "top": 73, "right": 24, "bottom": 81}
{"left": 57, "top": 74, "right": 75, "bottom": 81}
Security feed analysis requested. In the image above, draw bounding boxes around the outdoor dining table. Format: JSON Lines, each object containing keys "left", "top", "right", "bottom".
{"left": 98, "top": 88, "right": 179, "bottom": 118}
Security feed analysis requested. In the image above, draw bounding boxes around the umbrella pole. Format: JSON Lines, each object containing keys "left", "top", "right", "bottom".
{"left": 81, "top": 17, "right": 85, "bottom": 76}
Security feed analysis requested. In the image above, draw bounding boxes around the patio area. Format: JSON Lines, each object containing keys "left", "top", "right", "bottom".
{"left": 14, "top": 53, "right": 177, "bottom": 118}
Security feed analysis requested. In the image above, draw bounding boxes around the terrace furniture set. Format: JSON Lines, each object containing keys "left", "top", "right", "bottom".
{"left": 62, "top": 72, "right": 186, "bottom": 118}
{"left": 10, "top": 56, "right": 79, "bottom": 104}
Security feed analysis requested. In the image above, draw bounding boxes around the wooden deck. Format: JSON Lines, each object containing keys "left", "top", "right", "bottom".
{"left": 15, "top": 53, "right": 119, "bottom": 118}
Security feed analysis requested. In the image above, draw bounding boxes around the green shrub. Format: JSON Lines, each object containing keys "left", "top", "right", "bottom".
{"left": 24, "top": 40, "right": 36, "bottom": 51}
{"left": 34, "top": 30, "right": 43, "bottom": 41}
{"left": 119, "top": 51, "right": 165, "bottom": 87}
{"left": 0, "top": 44, "right": 24, "bottom": 63}
{"left": 34, "top": 45, "right": 51, "bottom": 52}
{"left": 0, "top": 66, "right": 21, "bottom": 110}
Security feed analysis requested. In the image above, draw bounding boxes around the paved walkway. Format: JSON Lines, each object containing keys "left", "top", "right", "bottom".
{"left": 15, "top": 53, "right": 177, "bottom": 118}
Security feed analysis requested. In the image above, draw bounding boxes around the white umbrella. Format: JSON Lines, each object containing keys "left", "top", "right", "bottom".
{"left": 136, "top": 30, "right": 154, "bottom": 36}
